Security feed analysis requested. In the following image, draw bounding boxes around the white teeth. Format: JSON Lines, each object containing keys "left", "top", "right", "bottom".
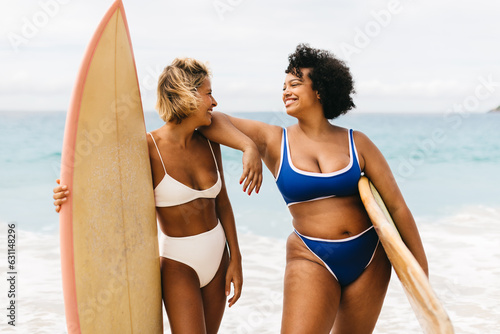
{"left": 285, "top": 99, "right": 296, "bottom": 107}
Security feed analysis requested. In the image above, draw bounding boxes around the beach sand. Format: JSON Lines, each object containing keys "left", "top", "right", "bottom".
{"left": 1, "top": 206, "right": 499, "bottom": 333}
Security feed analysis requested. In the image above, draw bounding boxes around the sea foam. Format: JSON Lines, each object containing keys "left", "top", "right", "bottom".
{"left": 0, "top": 206, "right": 498, "bottom": 333}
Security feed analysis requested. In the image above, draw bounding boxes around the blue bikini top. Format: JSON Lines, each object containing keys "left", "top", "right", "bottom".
{"left": 275, "top": 128, "right": 361, "bottom": 206}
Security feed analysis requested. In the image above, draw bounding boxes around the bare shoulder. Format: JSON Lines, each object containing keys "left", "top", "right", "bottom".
{"left": 145, "top": 130, "right": 162, "bottom": 161}
{"left": 352, "top": 130, "right": 398, "bottom": 194}
{"left": 352, "top": 129, "right": 372, "bottom": 145}
{"left": 262, "top": 123, "right": 284, "bottom": 156}
{"left": 352, "top": 130, "right": 384, "bottom": 172}
{"left": 352, "top": 130, "right": 380, "bottom": 153}
{"left": 145, "top": 131, "right": 154, "bottom": 147}
{"left": 147, "top": 128, "right": 162, "bottom": 140}
{"left": 145, "top": 130, "right": 156, "bottom": 146}
{"left": 264, "top": 123, "right": 284, "bottom": 145}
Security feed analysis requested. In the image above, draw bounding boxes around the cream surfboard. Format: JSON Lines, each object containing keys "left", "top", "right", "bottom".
{"left": 59, "top": 1, "right": 162, "bottom": 333}
{"left": 358, "top": 176, "right": 453, "bottom": 333}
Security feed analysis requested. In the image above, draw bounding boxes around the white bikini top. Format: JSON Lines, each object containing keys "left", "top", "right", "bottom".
{"left": 148, "top": 133, "right": 222, "bottom": 207}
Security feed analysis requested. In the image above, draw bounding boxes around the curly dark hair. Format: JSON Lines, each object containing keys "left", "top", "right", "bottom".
{"left": 285, "top": 44, "right": 356, "bottom": 119}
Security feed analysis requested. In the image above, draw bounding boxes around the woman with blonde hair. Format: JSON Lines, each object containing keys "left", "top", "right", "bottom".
{"left": 54, "top": 57, "right": 262, "bottom": 333}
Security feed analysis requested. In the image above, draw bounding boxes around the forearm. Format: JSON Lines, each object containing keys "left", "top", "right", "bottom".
{"left": 217, "top": 195, "right": 243, "bottom": 307}
{"left": 217, "top": 199, "right": 242, "bottom": 260}
{"left": 392, "top": 206, "right": 429, "bottom": 276}
{"left": 204, "top": 113, "right": 263, "bottom": 195}
{"left": 200, "top": 112, "right": 256, "bottom": 154}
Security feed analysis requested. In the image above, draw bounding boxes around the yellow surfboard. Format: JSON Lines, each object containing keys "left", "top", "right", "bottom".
{"left": 59, "top": 1, "right": 162, "bottom": 333}
{"left": 358, "top": 176, "right": 454, "bottom": 334}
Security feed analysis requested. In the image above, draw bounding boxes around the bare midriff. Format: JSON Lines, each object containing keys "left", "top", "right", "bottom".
{"left": 156, "top": 198, "right": 218, "bottom": 237}
{"left": 289, "top": 195, "right": 372, "bottom": 240}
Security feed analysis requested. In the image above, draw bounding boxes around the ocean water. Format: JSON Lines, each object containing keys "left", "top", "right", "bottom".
{"left": 0, "top": 111, "right": 499, "bottom": 333}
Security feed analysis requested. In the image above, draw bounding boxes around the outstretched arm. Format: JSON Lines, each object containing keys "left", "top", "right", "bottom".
{"left": 200, "top": 111, "right": 283, "bottom": 177}
{"left": 199, "top": 114, "right": 262, "bottom": 194}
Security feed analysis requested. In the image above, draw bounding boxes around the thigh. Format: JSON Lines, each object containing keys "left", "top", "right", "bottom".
{"left": 201, "top": 247, "right": 229, "bottom": 334}
{"left": 332, "top": 244, "right": 392, "bottom": 334}
{"left": 281, "top": 233, "right": 342, "bottom": 334}
{"left": 160, "top": 257, "right": 206, "bottom": 334}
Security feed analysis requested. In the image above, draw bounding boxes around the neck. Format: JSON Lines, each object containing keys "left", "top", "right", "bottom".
{"left": 295, "top": 110, "right": 332, "bottom": 138}
{"left": 160, "top": 121, "right": 198, "bottom": 148}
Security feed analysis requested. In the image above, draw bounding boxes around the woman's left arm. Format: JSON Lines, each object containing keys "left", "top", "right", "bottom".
{"left": 199, "top": 117, "right": 262, "bottom": 195}
{"left": 212, "top": 142, "right": 243, "bottom": 307}
{"left": 355, "top": 131, "right": 429, "bottom": 276}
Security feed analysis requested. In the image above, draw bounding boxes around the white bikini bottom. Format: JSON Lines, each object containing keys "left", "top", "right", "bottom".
{"left": 159, "top": 222, "right": 226, "bottom": 287}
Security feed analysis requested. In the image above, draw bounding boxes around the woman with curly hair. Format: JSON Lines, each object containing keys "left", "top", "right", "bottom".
{"left": 54, "top": 57, "right": 262, "bottom": 333}
{"left": 204, "top": 44, "right": 428, "bottom": 333}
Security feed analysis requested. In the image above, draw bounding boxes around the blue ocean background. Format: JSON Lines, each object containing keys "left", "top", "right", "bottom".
{"left": 1, "top": 111, "right": 499, "bottom": 237}
{"left": 1, "top": 111, "right": 500, "bottom": 333}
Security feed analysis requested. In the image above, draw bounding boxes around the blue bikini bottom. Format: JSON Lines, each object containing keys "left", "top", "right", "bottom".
{"left": 294, "top": 225, "right": 379, "bottom": 287}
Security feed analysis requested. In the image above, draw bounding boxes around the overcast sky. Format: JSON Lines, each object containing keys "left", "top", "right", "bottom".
{"left": 1, "top": 0, "right": 499, "bottom": 113}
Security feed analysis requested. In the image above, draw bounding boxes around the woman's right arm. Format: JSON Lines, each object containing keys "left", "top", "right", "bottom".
{"left": 53, "top": 179, "right": 69, "bottom": 213}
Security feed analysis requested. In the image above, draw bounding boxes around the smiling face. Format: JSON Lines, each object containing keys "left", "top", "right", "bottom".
{"left": 193, "top": 77, "right": 217, "bottom": 126}
{"left": 282, "top": 68, "right": 321, "bottom": 117}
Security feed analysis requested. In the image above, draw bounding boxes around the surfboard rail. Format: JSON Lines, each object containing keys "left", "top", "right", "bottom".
{"left": 358, "top": 176, "right": 454, "bottom": 334}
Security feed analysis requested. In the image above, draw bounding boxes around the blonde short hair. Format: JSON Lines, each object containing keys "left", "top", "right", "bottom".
{"left": 156, "top": 58, "right": 211, "bottom": 123}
